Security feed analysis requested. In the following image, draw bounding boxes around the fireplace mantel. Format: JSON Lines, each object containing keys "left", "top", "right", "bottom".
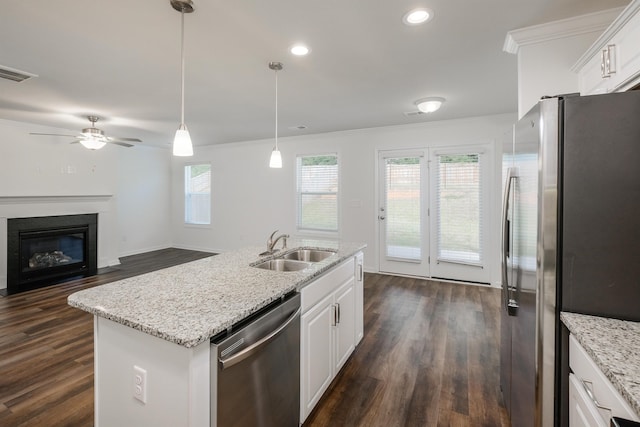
{"left": 0, "top": 195, "right": 113, "bottom": 205}
{"left": 0, "top": 194, "right": 118, "bottom": 292}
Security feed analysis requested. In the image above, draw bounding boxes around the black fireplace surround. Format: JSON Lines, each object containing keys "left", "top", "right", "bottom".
{"left": 6, "top": 214, "right": 98, "bottom": 295}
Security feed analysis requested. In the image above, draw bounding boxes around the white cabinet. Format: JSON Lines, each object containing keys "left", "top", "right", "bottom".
{"left": 354, "top": 252, "right": 364, "bottom": 344}
{"left": 575, "top": 0, "right": 640, "bottom": 95}
{"left": 300, "top": 256, "right": 358, "bottom": 423}
{"left": 568, "top": 334, "right": 640, "bottom": 426}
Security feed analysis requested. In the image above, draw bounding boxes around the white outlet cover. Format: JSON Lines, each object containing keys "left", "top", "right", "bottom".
{"left": 133, "top": 365, "right": 147, "bottom": 404}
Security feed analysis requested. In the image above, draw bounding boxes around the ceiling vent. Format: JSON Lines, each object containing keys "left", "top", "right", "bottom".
{"left": 403, "top": 110, "right": 425, "bottom": 117}
{"left": 0, "top": 65, "right": 38, "bottom": 83}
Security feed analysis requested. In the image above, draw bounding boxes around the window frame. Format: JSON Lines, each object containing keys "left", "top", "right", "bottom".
{"left": 184, "top": 163, "right": 212, "bottom": 227}
{"left": 295, "top": 152, "right": 340, "bottom": 235}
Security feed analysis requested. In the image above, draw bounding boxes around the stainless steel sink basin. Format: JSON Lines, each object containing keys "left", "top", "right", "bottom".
{"left": 281, "top": 249, "right": 336, "bottom": 262}
{"left": 253, "top": 259, "right": 311, "bottom": 272}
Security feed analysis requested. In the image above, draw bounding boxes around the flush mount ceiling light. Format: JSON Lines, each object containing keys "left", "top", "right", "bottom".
{"left": 171, "top": 0, "right": 194, "bottom": 157}
{"left": 269, "top": 61, "right": 283, "bottom": 169}
{"left": 290, "top": 44, "right": 310, "bottom": 56}
{"left": 403, "top": 8, "right": 433, "bottom": 25}
{"left": 415, "top": 97, "right": 445, "bottom": 113}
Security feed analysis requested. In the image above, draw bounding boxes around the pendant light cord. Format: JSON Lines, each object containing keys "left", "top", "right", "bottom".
{"left": 180, "top": 9, "right": 186, "bottom": 125}
{"left": 275, "top": 69, "right": 278, "bottom": 150}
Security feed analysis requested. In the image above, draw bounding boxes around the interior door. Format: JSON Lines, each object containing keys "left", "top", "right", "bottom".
{"left": 378, "top": 150, "right": 429, "bottom": 277}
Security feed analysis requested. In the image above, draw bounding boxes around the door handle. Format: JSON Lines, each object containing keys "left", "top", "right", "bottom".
{"left": 219, "top": 307, "right": 301, "bottom": 370}
{"left": 502, "top": 167, "right": 518, "bottom": 316}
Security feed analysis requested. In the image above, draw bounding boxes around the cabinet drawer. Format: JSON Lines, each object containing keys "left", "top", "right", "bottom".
{"left": 569, "top": 334, "right": 639, "bottom": 422}
{"left": 301, "top": 257, "right": 355, "bottom": 313}
{"left": 569, "top": 373, "right": 608, "bottom": 427}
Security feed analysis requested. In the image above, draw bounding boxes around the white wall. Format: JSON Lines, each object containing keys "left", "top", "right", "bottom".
{"left": 0, "top": 119, "right": 171, "bottom": 289}
{"left": 116, "top": 145, "right": 172, "bottom": 257}
{"left": 171, "top": 114, "right": 516, "bottom": 286}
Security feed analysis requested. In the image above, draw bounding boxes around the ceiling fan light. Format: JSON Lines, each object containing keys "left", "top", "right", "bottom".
{"left": 269, "top": 147, "right": 282, "bottom": 168}
{"left": 80, "top": 138, "right": 107, "bottom": 150}
{"left": 173, "top": 125, "right": 193, "bottom": 156}
{"left": 415, "top": 97, "right": 445, "bottom": 113}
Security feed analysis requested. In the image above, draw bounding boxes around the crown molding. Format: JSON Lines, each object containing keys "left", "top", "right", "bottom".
{"left": 503, "top": 7, "right": 625, "bottom": 54}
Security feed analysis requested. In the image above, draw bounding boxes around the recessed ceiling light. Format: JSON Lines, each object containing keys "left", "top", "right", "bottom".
{"left": 415, "top": 97, "right": 445, "bottom": 113}
{"left": 290, "top": 44, "right": 310, "bottom": 56}
{"left": 403, "top": 8, "right": 433, "bottom": 25}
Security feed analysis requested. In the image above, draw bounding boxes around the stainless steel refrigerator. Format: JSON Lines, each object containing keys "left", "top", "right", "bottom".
{"left": 500, "top": 91, "right": 640, "bottom": 427}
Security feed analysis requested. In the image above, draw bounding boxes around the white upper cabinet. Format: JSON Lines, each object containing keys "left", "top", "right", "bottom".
{"left": 574, "top": 0, "right": 640, "bottom": 95}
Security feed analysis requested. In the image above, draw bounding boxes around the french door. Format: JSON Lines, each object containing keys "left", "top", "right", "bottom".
{"left": 378, "top": 146, "right": 490, "bottom": 283}
{"left": 429, "top": 147, "right": 490, "bottom": 283}
{"left": 378, "top": 150, "right": 430, "bottom": 277}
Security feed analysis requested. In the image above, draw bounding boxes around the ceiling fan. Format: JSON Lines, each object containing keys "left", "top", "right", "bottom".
{"left": 30, "top": 115, "right": 142, "bottom": 150}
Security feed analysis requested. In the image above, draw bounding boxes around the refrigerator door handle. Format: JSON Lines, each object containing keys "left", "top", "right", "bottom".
{"left": 502, "top": 167, "right": 518, "bottom": 316}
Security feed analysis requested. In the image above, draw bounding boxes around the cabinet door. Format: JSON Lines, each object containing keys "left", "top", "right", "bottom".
{"left": 613, "top": 9, "right": 640, "bottom": 90}
{"left": 569, "top": 374, "right": 608, "bottom": 427}
{"left": 355, "top": 252, "right": 364, "bottom": 344}
{"left": 334, "top": 277, "right": 356, "bottom": 373}
{"left": 300, "top": 294, "right": 334, "bottom": 423}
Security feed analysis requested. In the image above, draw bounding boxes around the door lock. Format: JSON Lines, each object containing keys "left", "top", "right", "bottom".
{"left": 378, "top": 216, "right": 385, "bottom": 220}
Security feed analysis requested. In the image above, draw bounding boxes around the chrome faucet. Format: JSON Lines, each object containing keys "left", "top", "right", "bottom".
{"left": 263, "top": 230, "right": 289, "bottom": 255}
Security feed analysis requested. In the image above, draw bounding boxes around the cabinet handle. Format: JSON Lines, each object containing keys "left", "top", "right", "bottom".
{"left": 606, "top": 44, "right": 616, "bottom": 76}
{"left": 337, "top": 303, "right": 341, "bottom": 324}
{"left": 580, "top": 379, "right": 612, "bottom": 415}
{"left": 601, "top": 49, "right": 608, "bottom": 78}
{"left": 358, "top": 263, "right": 364, "bottom": 281}
{"left": 332, "top": 304, "right": 337, "bottom": 326}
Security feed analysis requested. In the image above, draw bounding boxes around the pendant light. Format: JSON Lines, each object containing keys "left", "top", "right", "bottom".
{"left": 269, "top": 61, "right": 283, "bottom": 168}
{"left": 171, "top": 0, "right": 194, "bottom": 156}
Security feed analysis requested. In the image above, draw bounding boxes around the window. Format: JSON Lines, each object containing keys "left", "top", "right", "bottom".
{"left": 435, "top": 153, "right": 483, "bottom": 265}
{"left": 184, "top": 164, "right": 211, "bottom": 225}
{"left": 296, "top": 154, "right": 338, "bottom": 232}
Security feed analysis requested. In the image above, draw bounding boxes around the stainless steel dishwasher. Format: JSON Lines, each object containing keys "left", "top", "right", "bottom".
{"left": 210, "top": 292, "right": 300, "bottom": 427}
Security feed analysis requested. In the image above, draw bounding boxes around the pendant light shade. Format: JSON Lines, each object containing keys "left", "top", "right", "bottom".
{"left": 173, "top": 124, "right": 193, "bottom": 156}
{"left": 269, "top": 61, "right": 283, "bottom": 168}
{"left": 269, "top": 148, "right": 282, "bottom": 168}
{"left": 171, "top": 0, "right": 194, "bottom": 157}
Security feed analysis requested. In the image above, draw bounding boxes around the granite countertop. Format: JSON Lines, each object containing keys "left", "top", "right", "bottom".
{"left": 68, "top": 240, "right": 365, "bottom": 348}
{"left": 561, "top": 312, "right": 640, "bottom": 417}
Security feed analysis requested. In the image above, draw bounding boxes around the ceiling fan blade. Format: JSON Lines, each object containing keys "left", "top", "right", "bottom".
{"left": 30, "top": 132, "right": 79, "bottom": 137}
{"left": 108, "top": 137, "right": 142, "bottom": 143}
{"left": 109, "top": 141, "right": 134, "bottom": 148}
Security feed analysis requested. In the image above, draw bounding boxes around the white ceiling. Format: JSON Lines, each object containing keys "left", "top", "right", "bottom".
{"left": 0, "top": 0, "right": 630, "bottom": 149}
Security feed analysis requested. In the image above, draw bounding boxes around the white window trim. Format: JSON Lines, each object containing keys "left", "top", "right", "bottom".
{"left": 294, "top": 152, "right": 340, "bottom": 236}
{"left": 184, "top": 162, "right": 212, "bottom": 227}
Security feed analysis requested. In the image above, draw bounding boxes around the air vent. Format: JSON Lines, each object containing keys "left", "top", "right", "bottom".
{"left": 0, "top": 65, "right": 38, "bottom": 83}
{"left": 403, "top": 110, "right": 425, "bottom": 117}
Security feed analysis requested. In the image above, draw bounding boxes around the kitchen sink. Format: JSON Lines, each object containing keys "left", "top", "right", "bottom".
{"left": 281, "top": 249, "right": 336, "bottom": 262}
{"left": 254, "top": 259, "right": 311, "bottom": 272}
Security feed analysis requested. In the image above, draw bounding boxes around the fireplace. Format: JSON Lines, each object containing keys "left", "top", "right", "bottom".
{"left": 6, "top": 214, "right": 98, "bottom": 294}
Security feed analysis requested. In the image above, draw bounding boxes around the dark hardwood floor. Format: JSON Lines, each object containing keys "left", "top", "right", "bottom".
{"left": 0, "top": 250, "right": 509, "bottom": 427}
{"left": 0, "top": 248, "right": 213, "bottom": 427}
{"left": 304, "top": 273, "right": 510, "bottom": 427}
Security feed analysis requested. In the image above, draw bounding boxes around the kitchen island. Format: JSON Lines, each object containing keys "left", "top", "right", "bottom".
{"left": 68, "top": 241, "right": 365, "bottom": 427}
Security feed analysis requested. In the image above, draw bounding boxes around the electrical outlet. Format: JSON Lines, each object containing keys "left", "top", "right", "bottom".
{"left": 133, "top": 365, "right": 147, "bottom": 404}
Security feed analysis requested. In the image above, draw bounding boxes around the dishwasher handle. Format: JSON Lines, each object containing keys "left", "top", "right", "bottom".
{"left": 219, "top": 307, "right": 301, "bottom": 370}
